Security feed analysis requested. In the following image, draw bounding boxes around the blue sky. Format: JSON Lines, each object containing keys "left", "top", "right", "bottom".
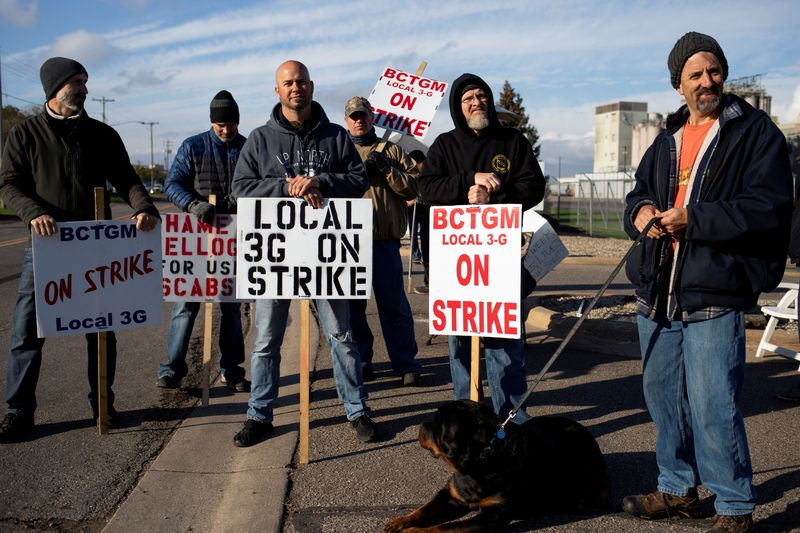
{"left": 1, "top": 0, "right": 798, "bottom": 177}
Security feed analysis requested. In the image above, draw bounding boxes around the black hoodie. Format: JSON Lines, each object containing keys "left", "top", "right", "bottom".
{"left": 418, "top": 73, "right": 544, "bottom": 210}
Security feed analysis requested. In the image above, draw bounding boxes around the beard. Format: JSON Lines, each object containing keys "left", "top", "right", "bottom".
{"left": 695, "top": 87, "right": 721, "bottom": 114}
{"left": 58, "top": 91, "right": 85, "bottom": 113}
{"left": 466, "top": 111, "right": 490, "bottom": 130}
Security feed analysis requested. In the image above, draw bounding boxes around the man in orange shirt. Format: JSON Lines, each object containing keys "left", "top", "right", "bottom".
{"left": 622, "top": 32, "right": 792, "bottom": 533}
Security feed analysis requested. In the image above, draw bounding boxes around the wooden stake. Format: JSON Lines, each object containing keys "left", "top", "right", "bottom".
{"left": 299, "top": 299, "right": 311, "bottom": 464}
{"left": 94, "top": 187, "right": 109, "bottom": 435}
{"left": 201, "top": 194, "right": 216, "bottom": 407}
{"left": 470, "top": 336, "right": 480, "bottom": 402}
{"left": 407, "top": 202, "right": 417, "bottom": 292}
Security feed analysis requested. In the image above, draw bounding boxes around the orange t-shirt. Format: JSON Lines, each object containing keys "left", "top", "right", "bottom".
{"left": 675, "top": 120, "right": 715, "bottom": 209}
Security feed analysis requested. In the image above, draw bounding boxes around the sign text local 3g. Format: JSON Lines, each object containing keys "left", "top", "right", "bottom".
{"left": 368, "top": 67, "right": 447, "bottom": 140}
{"left": 428, "top": 205, "right": 521, "bottom": 338}
{"left": 32, "top": 220, "right": 163, "bottom": 337}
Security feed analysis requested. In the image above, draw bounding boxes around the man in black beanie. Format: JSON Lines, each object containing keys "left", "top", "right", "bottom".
{"left": 156, "top": 90, "right": 250, "bottom": 393}
{"left": 622, "top": 33, "right": 792, "bottom": 533}
{"left": 0, "top": 57, "right": 160, "bottom": 441}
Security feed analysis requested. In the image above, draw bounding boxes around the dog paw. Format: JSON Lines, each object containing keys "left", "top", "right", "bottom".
{"left": 384, "top": 515, "right": 412, "bottom": 532}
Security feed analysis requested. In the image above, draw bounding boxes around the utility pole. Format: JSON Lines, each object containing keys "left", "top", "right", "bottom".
{"left": 92, "top": 96, "right": 115, "bottom": 123}
{"left": 139, "top": 121, "right": 159, "bottom": 192}
{"left": 163, "top": 139, "right": 173, "bottom": 171}
{"left": 0, "top": 52, "right": 5, "bottom": 163}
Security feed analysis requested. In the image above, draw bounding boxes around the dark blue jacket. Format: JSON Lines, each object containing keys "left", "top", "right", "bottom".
{"left": 165, "top": 128, "right": 246, "bottom": 214}
{"left": 624, "top": 94, "right": 792, "bottom": 314}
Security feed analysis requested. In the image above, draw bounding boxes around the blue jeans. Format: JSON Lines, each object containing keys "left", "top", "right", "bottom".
{"left": 4, "top": 248, "right": 116, "bottom": 416}
{"left": 158, "top": 301, "right": 246, "bottom": 382}
{"left": 247, "top": 298, "right": 369, "bottom": 423}
{"left": 349, "top": 240, "right": 421, "bottom": 375}
{"left": 448, "top": 335, "right": 530, "bottom": 424}
{"left": 636, "top": 311, "right": 755, "bottom": 516}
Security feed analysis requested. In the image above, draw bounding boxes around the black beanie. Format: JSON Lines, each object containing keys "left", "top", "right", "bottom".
{"left": 40, "top": 57, "right": 88, "bottom": 100}
{"left": 210, "top": 90, "right": 240, "bottom": 123}
{"left": 667, "top": 32, "right": 728, "bottom": 89}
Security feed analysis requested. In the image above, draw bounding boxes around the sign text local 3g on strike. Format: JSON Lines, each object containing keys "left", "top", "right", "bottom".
{"left": 428, "top": 205, "right": 522, "bottom": 338}
{"left": 236, "top": 198, "right": 372, "bottom": 299}
{"left": 32, "top": 220, "right": 164, "bottom": 337}
{"left": 368, "top": 67, "right": 448, "bottom": 140}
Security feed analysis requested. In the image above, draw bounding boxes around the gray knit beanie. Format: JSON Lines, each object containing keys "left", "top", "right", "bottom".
{"left": 668, "top": 32, "right": 728, "bottom": 89}
{"left": 210, "top": 90, "right": 240, "bottom": 123}
{"left": 40, "top": 57, "right": 88, "bottom": 100}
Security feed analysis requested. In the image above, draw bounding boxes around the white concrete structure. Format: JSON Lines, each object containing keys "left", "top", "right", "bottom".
{"left": 594, "top": 101, "right": 648, "bottom": 173}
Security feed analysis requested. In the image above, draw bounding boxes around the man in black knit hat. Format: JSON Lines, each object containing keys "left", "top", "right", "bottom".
{"left": 622, "top": 32, "right": 792, "bottom": 533}
{"left": 156, "top": 90, "right": 250, "bottom": 393}
{"left": 0, "top": 57, "right": 160, "bottom": 441}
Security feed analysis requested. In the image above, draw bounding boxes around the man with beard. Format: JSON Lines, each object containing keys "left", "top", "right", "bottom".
{"left": 231, "top": 61, "right": 376, "bottom": 447}
{"left": 0, "top": 57, "right": 160, "bottom": 442}
{"left": 621, "top": 33, "right": 792, "bottom": 533}
{"left": 156, "top": 90, "right": 250, "bottom": 393}
{"left": 417, "top": 73, "right": 545, "bottom": 424}
{"left": 343, "top": 96, "right": 423, "bottom": 386}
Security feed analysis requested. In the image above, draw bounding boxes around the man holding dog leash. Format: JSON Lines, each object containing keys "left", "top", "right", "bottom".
{"left": 622, "top": 32, "right": 792, "bottom": 533}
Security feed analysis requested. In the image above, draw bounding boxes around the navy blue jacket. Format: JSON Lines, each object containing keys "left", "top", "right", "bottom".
{"left": 164, "top": 128, "right": 246, "bottom": 214}
{"left": 624, "top": 94, "right": 792, "bottom": 314}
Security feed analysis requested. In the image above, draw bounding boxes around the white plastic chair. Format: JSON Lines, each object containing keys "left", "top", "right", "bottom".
{"left": 755, "top": 281, "right": 800, "bottom": 370}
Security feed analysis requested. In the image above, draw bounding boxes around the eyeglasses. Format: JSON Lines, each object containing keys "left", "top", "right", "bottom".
{"left": 461, "top": 93, "right": 489, "bottom": 105}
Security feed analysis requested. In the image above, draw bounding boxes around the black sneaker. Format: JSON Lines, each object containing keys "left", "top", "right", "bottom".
{"left": 157, "top": 375, "right": 180, "bottom": 389}
{"left": 350, "top": 414, "right": 378, "bottom": 443}
{"left": 222, "top": 375, "right": 251, "bottom": 393}
{"left": 0, "top": 412, "right": 35, "bottom": 443}
{"left": 233, "top": 419, "right": 273, "bottom": 447}
{"left": 413, "top": 285, "right": 429, "bottom": 295}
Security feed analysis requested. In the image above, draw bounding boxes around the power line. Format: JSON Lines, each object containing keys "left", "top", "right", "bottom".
{"left": 3, "top": 93, "right": 40, "bottom": 107}
{"left": 92, "top": 96, "right": 115, "bottom": 123}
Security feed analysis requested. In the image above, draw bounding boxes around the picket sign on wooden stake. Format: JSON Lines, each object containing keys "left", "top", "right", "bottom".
{"left": 299, "top": 299, "right": 311, "bottom": 465}
{"left": 94, "top": 187, "right": 109, "bottom": 435}
{"left": 470, "top": 336, "right": 480, "bottom": 401}
{"left": 201, "top": 194, "right": 217, "bottom": 407}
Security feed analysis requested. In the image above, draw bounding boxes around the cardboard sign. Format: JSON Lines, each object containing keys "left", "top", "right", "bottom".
{"left": 32, "top": 220, "right": 163, "bottom": 337}
{"left": 236, "top": 198, "right": 372, "bottom": 299}
{"left": 161, "top": 212, "right": 240, "bottom": 302}
{"left": 522, "top": 210, "right": 569, "bottom": 281}
{"left": 428, "top": 205, "right": 521, "bottom": 338}
{"left": 368, "top": 66, "right": 447, "bottom": 140}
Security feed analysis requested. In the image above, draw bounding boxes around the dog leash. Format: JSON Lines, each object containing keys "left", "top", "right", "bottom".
{"left": 495, "top": 216, "right": 663, "bottom": 438}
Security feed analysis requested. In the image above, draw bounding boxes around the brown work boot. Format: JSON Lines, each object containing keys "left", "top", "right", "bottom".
{"left": 706, "top": 514, "right": 753, "bottom": 533}
{"left": 622, "top": 488, "right": 702, "bottom": 519}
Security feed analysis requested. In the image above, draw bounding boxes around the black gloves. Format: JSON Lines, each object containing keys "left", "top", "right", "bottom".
{"left": 188, "top": 200, "right": 216, "bottom": 224}
{"left": 365, "top": 151, "right": 392, "bottom": 175}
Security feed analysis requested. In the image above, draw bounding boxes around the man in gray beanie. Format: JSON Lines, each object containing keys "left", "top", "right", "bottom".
{"left": 156, "top": 90, "right": 250, "bottom": 393}
{"left": 621, "top": 33, "right": 792, "bottom": 533}
{"left": 0, "top": 57, "right": 160, "bottom": 441}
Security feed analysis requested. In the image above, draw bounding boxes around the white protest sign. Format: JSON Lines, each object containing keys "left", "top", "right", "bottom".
{"left": 236, "top": 198, "right": 372, "bottom": 299}
{"left": 428, "top": 205, "right": 521, "bottom": 339}
{"left": 32, "top": 221, "right": 163, "bottom": 337}
{"left": 522, "top": 209, "right": 569, "bottom": 282}
{"left": 161, "top": 212, "right": 240, "bottom": 302}
{"left": 368, "top": 66, "right": 448, "bottom": 140}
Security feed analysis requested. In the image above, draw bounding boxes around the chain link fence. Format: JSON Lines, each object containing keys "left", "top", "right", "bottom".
{"left": 543, "top": 172, "right": 636, "bottom": 238}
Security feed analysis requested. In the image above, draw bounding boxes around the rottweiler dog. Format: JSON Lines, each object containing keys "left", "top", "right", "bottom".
{"left": 385, "top": 400, "right": 610, "bottom": 532}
